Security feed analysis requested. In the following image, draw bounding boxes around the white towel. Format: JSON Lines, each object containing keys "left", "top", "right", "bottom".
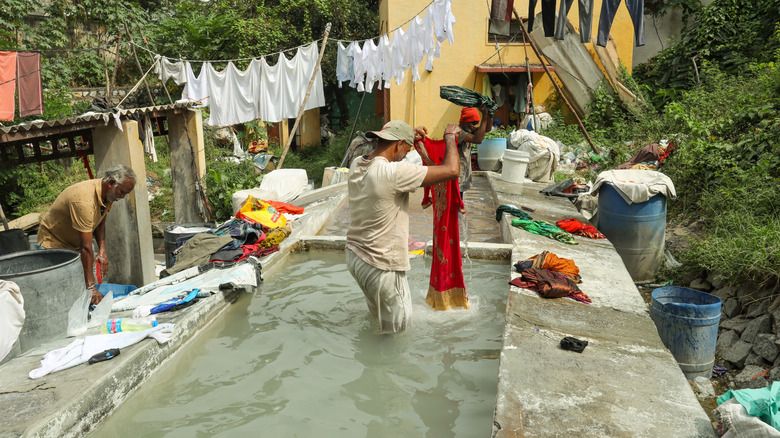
{"left": 29, "top": 323, "right": 174, "bottom": 379}
{"left": 0, "top": 280, "right": 25, "bottom": 362}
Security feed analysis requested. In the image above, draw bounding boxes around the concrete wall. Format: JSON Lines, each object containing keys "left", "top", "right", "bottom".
{"left": 381, "top": 0, "right": 638, "bottom": 136}
{"left": 633, "top": 1, "right": 712, "bottom": 67}
{"left": 92, "top": 120, "right": 156, "bottom": 287}
{"left": 633, "top": 9, "right": 683, "bottom": 66}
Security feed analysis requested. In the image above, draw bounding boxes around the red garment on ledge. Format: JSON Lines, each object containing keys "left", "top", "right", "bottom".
{"left": 416, "top": 137, "right": 468, "bottom": 310}
{"left": 555, "top": 218, "right": 605, "bottom": 239}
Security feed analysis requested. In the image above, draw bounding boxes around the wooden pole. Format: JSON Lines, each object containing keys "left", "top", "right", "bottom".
{"left": 110, "top": 29, "right": 123, "bottom": 88}
{"left": 138, "top": 27, "right": 175, "bottom": 105}
{"left": 512, "top": 9, "right": 599, "bottom": 155}
{"left": 0, "top": 203, "right": 9, "bottom": 231}
{"left": 278, "top": 23, "right": 331, "bottom": 169}
{"left": 124, "top": 23, "right": 156, "bottom": 106}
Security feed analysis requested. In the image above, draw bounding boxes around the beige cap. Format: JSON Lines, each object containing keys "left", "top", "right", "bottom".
{"left": 366, "top": 120, "right": 414, "bottom": 146}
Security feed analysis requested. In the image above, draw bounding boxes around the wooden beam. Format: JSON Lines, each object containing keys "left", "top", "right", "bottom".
{"left": 475, "top": 64, "right": 553, "bottom": 73}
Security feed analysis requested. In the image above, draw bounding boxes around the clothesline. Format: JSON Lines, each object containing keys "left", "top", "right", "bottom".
{"left": 130, "top": 39, "right": 323, "bottom": 64}
{"left": 0, "top": 44, "right": 120, "bottom": 87}
{"left": 132, "top": 0, "right": 436, "bottom": 65}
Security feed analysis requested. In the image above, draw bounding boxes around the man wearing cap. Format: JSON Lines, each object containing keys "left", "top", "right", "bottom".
{"left": 37, "top": 164, "right": 137, "bottom": 305}
{"left": 346, "top": 120, "right": 462, "bottom": 333}
{"left": 457, "top": 104, "right": 493, "bottom": 197}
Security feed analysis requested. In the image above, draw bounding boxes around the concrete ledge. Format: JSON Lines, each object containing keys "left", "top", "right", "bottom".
{"left": 488, "top": 172, "right": 715, "bottom": 437}
{"left": 0, "top": 275, "right": 245, "bottom": 437}
{"left": 493, "top": 291, "right": 717, "bottom": 437}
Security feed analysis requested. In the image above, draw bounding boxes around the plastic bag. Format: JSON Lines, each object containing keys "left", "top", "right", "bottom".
{"left": 87, "top": 291, "right": 114, "bottom": 329}
{"left": 236, "top": 195, "right": 287, "bottom": 229}
{"left": 67, "top": 289, "right": 92, "bottom": 337}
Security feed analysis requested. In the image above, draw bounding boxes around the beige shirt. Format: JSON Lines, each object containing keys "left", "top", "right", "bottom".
{"left": 37, "top": 178, "right": 112, "bottom": 250}
{"left": 346, "top": 156, "right": 427, "bottom": 271}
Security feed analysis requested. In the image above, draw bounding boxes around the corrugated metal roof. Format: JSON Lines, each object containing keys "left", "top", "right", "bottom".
{"left": 0, "top": 102, "right": 194, "bottom": 136}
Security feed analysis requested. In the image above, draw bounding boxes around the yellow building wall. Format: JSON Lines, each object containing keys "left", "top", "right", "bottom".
{"left": 381, "top": 0, "right": 637, "bottom": 137}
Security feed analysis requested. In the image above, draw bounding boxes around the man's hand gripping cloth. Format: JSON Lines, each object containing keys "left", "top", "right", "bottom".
{"left": 416, "top": 137, "right": 468, "bottom": 310}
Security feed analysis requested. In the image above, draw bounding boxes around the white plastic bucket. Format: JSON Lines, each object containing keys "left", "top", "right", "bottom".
{"left": 501, "top": 149, "right": 530, "bottom": 184}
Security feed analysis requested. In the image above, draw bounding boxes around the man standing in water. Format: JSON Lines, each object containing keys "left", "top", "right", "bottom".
{"left": 346, "top": 120, "right": 461, "bottom": 333}
{"left": 37, "top": 164, "right": 137, "bottom": 305}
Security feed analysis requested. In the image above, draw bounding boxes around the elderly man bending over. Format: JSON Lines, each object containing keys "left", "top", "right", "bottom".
{"left": 37, "top": 164, "right": 137, "bottom": 305}
{"left": 346, "top": 120, "right": 462, "bottom": 333}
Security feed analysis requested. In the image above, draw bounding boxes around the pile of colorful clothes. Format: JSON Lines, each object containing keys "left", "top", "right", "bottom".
{"left": 510, "top": 251, "right": 591, "bottom": 304}
{"left": 164, "top": 200, "right": 302, "bottom": 277}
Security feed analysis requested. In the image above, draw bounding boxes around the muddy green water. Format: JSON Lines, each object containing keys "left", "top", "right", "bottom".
{"left": 93, "top": 252, "right": 509, "bottom": 437}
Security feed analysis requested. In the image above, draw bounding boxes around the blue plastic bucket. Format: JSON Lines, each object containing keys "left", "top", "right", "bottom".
{"left": 650, "top": 286, "right": 722, "bottom": 379}
{"left": 597, "top": 183, "right": 666, "bottom": 282}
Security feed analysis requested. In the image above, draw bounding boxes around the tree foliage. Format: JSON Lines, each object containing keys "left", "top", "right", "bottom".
{"left": 633, "top": 0, "right": 780, "bottom": 108}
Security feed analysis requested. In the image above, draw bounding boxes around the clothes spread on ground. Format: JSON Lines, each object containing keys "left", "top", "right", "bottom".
{"left": 29, "top": 324, "right": 174, "bottom": 379}
{"left": 597, "top": 0, "right": 644, "bottom": 47}
{"left": 417, "top": 137, "right": 468, "bottom": 310}
{"left": 260, "top": 225, "right": 291, "bottom": 248}
{"left": 510, "top": 268, "right": 590, "bottom": 303}
{"left": 717, "top": 382, "right": 780, "bottom": 434}
{"left": 520, "top": 250, "right": 582, "bottom": 282}
{"left": 209, "top": 218, "right": 265, "bottom": 249}
{"left": 114, "top": 260, "right": 260, "bottom": 312}
{"left": 511, "top": 251, "right": 590, "bottom": 303}
{"left": 555, "top": 0, "right": 594, "bottom": 43}
{"left": 496, "top": 204, "right": 532, "bottom": 222}
{"left": 0, "top": 51, "right": 18, "bottom": 121}
{"left": 264, "top": 200, "right": 304, "bottom": 215}
{"left": 166, "top": 233, "right": 235, "bottom": 275}
{"left": 16, "top": 52, "right": 43, "bottom": 117}
{"left": 511, "top": 218, "right": 578, "bottom": 244}
{"left": 555, "top": 218, "right": 605, "bottom": 239}
{"left": 0, "top": 280, "right": 24, "bottom": 363}
{"left": 616, "top": 140, "right": 676, "bottom": 170}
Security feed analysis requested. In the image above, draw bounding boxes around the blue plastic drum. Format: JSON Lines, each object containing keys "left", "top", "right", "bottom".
{"left": 597, "top": 183, "right": 666, "bottom": 282}
{"left": 650, "top": 286, "right": 722, "bottom": 378}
